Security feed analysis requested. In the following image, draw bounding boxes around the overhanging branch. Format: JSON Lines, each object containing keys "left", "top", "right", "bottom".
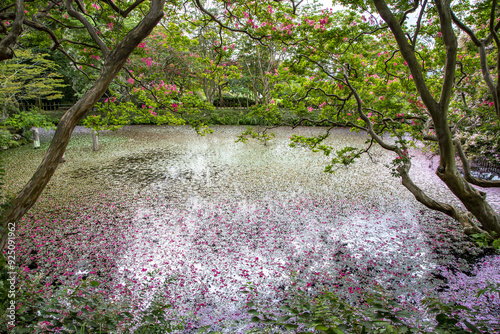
{"left": 0, "top": 0, "right": 23, "bottom": 61}
{"left": 454, "top": 139, "right": 500, "bottom": 188}
{"left": 397, "top": 161, "right": 488, "bottom": 236}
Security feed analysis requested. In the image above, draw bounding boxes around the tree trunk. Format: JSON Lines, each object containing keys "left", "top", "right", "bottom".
{"left": 0, "top": 0, "right": 165, "bottom": 252}
{"left": 437, "top": 162, "right": 500, "bottom": 236}
{"left": 218, "top": 86, "right": 223, "bottom": 107}
{"left": 373, "top": 0, "right": 500, "bottom": 237}
{"left": 32, "top": 127, "right": 40, "bottom": 149}
{"left": 92, "top": 130, "right": 99, "bottom": 151}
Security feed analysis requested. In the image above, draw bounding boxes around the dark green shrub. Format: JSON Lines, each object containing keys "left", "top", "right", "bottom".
{"left": 213, "top": 96, "right": 256, "bottom": 108}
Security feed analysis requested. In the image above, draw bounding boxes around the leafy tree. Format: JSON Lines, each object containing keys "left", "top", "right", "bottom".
{"left": 0, "top": 49, "right": 66, "bottom": 118}
{"left": 0, "top": 0, "right": 166, "bottom": 251}
{"left": 239, "top": 39, "right": 282, "bottom": 105}
{"left": 185, "top": 19, "right": 243, "bottom": 104}
{"left": 125, "top": 24, "right": 203, "bottom": 98}
{"left": 194, "top": 0, "right": 500, "bottom": 238}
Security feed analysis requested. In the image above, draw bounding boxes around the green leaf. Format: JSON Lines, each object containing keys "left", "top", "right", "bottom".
{"left": 395, "top": 310, "right": 412, "bottom": 317}
{"left": 315, "top": 324, "right": 330, "bottom": 330}
{"left": 476, "top": 288, "right": 488, "bottom": 298}
{"left": 144, "top": 315, "right": 156, "bottom": 323}
{"left": 285, "top": 324, "right": 299, "bottom": 330}
{"left": 464, "top": 320, "right": 481, "bottom": 333}
{"left": 436, "top": 313, "right": 448, "bottom": 324}
{"left": 89, "top": 280, "right": 100, "bottom": 287}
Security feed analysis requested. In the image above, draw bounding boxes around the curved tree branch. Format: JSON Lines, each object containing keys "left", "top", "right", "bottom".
{"left": 411, "top": 0, "right": 428, "bottom": 50}
{"left": 102, "top": 0, "right": 145, "bottom": 18}
{"left": 66, "top": 0, "right": 109, "bottom": 56}
{"left": 400, "top": 0, "right": 419, "bottom": 25}
{"left": 397, "top": 161, "right": 488, "bottom": 236}
{"left": 454, "top": 139, "right": 500, "bottom": 188}
{"left": 373, "top": 0, "right": 438, "bottom": 117}
{"left": 0, "top": 0, "right": 23, "bottom": 61}
{"left": 193, "top": 0, "right": 269, "bottom": 42}
{"left": 451, "top": 10, "right": 500, "bottom": 120}
{"left": 435, "top": 0, "right": 457, "bottom": 110}
{"left": 23, "top": 18, "right": 61, "bottom": 50}
{"left": 344, "top": 68, "right": 397, "bottom": 152}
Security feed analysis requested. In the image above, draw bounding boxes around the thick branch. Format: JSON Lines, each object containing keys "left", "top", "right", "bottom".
{"left": 66, "top": 0, "right": 109, "bottom": 56}
{"left": 102, "top": 0, "right": 145, "bottom": 17}
{"left": 397, "top": 163, "right": 487, "bottom": 236}
{"left": 454, "top": 139, "right": 500, "bottom": 188}
{"left": 372, "top": 0, "right": 438, "bottom": 117}
{"left": 0, "top": 0, "right": 23, "bottom": 61}
{"left": 435, "top": 0, "right": 457, "bottom": 109}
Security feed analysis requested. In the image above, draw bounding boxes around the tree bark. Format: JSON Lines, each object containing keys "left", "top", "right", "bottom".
{"left": 0, "top": 0, "right": 165, "bottom": 252}
{"left": 32, "top": 127, "right": 40, "bottom": 149}
{"left": 373, "top": 0, "right": 500, "bottom": 237}
{"left": 397, "top": 164, "right": 488, "bottom": 236}
{"left": 0, "top": 0, "right": 24, "bottom": 61}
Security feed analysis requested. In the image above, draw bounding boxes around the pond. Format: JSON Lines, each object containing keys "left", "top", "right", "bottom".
{"left": 4, "top": 125, "right": 500, "bottom": 332}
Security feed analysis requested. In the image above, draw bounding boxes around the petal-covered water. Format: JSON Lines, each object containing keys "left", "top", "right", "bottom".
{"left": 4, "top": 125, "right": 499, "bottom": 331}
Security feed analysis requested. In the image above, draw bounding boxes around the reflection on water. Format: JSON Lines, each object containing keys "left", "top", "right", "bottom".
{"left": 68, "top": 126, "right": 488, "bottom": 331}
{"left": 33, "top": 125, "right": 500, "bottom": 331}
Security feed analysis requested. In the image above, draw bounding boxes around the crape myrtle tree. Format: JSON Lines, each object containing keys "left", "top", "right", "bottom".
{"left": 0, "top": 0, "right": 168, "bottom": 251}
{"left": 239, "top": 38, "right": 282, "bottom": 105}
{"left": 195, "top": 0, "right": 500, "bottom": 238}
{"left": 190, "top": 25, "right": 242, "bottom": 104}
{"left": 127, "top": 24, "right": 203, "bottom": 97}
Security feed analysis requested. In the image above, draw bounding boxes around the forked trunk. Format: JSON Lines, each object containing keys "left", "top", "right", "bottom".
{"left": 437, "top": 167, "right": 500, "bottom": 236}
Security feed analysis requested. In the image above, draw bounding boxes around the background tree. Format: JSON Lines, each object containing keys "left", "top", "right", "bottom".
{"left": 239, "top": 39, "right": 282, "bottom": 105}
{"left": 126, "top": 24, "right": 203, "bottom": 98}
{"left": 0, "top": 49, "right": 66, "bottom": 118}
{"left": 194, "top": 34, "right": 241, "bottom": 104}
